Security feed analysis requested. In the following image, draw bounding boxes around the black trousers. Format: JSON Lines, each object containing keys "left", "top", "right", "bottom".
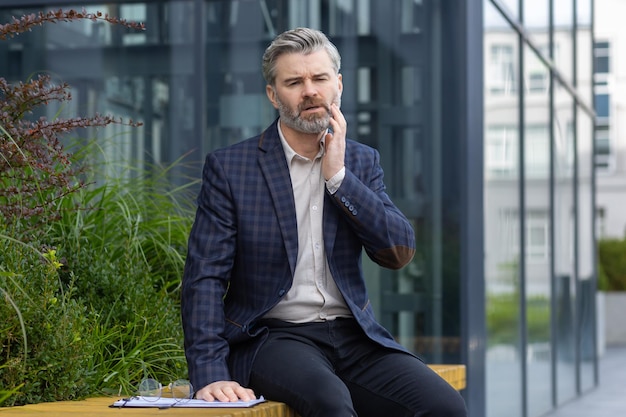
{"left": 249, "top": 318, "right": 467, "bottom": 417}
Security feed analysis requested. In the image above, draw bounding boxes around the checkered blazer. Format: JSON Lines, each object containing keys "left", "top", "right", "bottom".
{"left": 181, "top": 119, "right": 416, "bottom": 391}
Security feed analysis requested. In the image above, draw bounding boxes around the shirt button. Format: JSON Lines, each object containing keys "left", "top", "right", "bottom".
{"left": 312, "top": 205, "right": 318, "bottom": 211}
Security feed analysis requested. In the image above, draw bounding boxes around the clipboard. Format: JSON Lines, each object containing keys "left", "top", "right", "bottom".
{"left": 111, "top": 395, "right": 266, "bottom": 408}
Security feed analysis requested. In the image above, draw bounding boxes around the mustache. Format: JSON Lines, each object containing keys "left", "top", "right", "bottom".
{"left": 298, "top": 100, "right": 330, "bottom": 114}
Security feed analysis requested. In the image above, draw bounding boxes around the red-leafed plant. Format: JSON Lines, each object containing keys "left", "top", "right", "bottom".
{"left": 0, "top": 9, "right": 187, "bottom": 407}
{"left": 0, "top": 9, "right": 144, "bottom": 231}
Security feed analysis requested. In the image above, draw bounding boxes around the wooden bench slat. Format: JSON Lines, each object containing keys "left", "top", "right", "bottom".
{"left": 0, "top": 397, "right": 297, "bottom": 416}
{"left": 0, "top": 365, "right": 465, "bottom": 417}
{"left": 429, "top": 364, "right": 467, "bottom": 391}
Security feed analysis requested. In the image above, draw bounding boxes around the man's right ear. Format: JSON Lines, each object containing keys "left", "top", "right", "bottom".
{"left": 266, "top": 85, "right": 279, "bottom": 109}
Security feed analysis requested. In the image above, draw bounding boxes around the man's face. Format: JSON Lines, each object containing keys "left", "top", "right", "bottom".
{"left": 266, "top": 49, "right": 342, "bottom": 135}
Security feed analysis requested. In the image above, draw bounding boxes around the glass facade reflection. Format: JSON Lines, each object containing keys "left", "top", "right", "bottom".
{"left": 523, "top": 42, "right": 552, "bottom": 417}
{"left": 484, "top": 4, "right": 523, "bottom": 416}
{"left": 575, "top": 2, "right": 596, "bottom": 395}
{"left": 484, "top": 0, "right": 596, "bottom": 416}
{"left": 0, "top": 1, "right": 596, "bottom": 416}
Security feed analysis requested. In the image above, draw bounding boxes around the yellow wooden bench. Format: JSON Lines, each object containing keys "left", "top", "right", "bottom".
{"left": 428, "top": 364, "right": 466, "bottom": 391}
{"left": 0, "top": 364, "right": 465, "bottom": 417}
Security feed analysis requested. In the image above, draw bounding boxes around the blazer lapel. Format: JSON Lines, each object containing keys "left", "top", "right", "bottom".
{"left": 257, "top": 122, "right": 299, "bottom": 276}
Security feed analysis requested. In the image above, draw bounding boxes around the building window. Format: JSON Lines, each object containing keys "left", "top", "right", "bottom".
{"left": 595, "top": 124, "right": 612, "bottom": 171}
{"left": 488, "top": 44, "right": 516, "bottom": 95}
{"left": 595, "top": 93, "right": 610, "bottom": 120}
{"left": 594, "top": 41, "right": 610, "bottom": 75}
{"left": 525, "top": 211, "right": 550, "bottom": 262}
{"left": 526, "top": 46, "right": 550, "bottom": 94}
{"left": 527, "top": 71, "right": 548, "bottom": 93}
{"left": 594, "top": 40, "right": 612, "bottom": 171}
{"left": 485, "top": 125, "right": 548, "bottom": 179}
{"left": 525, "top": 125, "right": 550, "bottom": 177}
{"left": 486, "top": 125, "right": 518, "bottom": 178}
{"left": 501, "top": 209, "right": 550, "bottom": 263}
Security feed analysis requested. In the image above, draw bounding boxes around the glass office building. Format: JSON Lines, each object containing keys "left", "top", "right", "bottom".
{"left": 484, "top": 0, "right": 596, "bottom": 416}
{"left": 0, "top": 1, "right": 596, "bottom": 416}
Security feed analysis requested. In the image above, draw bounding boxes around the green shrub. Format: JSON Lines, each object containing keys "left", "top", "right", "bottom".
{"left": 597, "top": 238, "right": 626, "bottom": 291}
{"left": 50, "top": 158, "right": 195, "bottom": 325}
{"left": 487, "top": 292, "right": 550, "bottom": 346}
{"left": 0, "top": 242, "right": 95, "bottom": 404}
{"left": 49, "top": 155, "right": 197, "bottom": 396}
{"left": 0, "top": 157, "right": 196, "bottom": 405}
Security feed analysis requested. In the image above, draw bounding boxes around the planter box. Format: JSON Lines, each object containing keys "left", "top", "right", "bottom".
{"left": 603, "top": 291, "right": 626, "bottom": 347}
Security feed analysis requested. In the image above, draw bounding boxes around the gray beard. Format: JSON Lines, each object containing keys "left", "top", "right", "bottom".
{"left": 275, "top": 95, "right": 341, "bottom": 134}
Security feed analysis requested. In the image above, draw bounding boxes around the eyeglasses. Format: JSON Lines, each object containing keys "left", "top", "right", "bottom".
{"left": 137, "top": 378, "right": 194, "bottom": 403}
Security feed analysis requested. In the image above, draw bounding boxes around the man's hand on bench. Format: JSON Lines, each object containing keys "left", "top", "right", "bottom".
{"left": 195, "top": 380, "right": 257, "bottom": 402}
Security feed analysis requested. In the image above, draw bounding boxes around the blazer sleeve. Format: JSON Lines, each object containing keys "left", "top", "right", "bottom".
{"left": 181, "top": 152, "right": 235, "bottom": 390}
{"left": 329, "top": 144, "right": 415, "bottom": 269}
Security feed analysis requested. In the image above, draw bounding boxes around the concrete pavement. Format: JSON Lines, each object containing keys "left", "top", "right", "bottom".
{"left": 542, "top": 346, "right": 626, "bottom": 417}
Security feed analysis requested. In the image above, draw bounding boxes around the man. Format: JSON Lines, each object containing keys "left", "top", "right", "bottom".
{"left": 182, "top": 27, "right": 467, "bottom": 417}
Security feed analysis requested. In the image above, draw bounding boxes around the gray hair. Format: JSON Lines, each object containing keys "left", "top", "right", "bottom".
{"left": 262, "top": 27, "right": 341, "bottom": 86}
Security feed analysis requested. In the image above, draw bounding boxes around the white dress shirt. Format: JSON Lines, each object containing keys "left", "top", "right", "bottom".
{"left": 263, "top": 121, "right": 352, "bottom": 322}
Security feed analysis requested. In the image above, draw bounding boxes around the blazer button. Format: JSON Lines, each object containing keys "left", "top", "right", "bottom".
{"left": 341, "top": 196, "right": 347, "bottom": 203}
{"left": 278, "top": 289, "right": 286, "bottom": 297}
